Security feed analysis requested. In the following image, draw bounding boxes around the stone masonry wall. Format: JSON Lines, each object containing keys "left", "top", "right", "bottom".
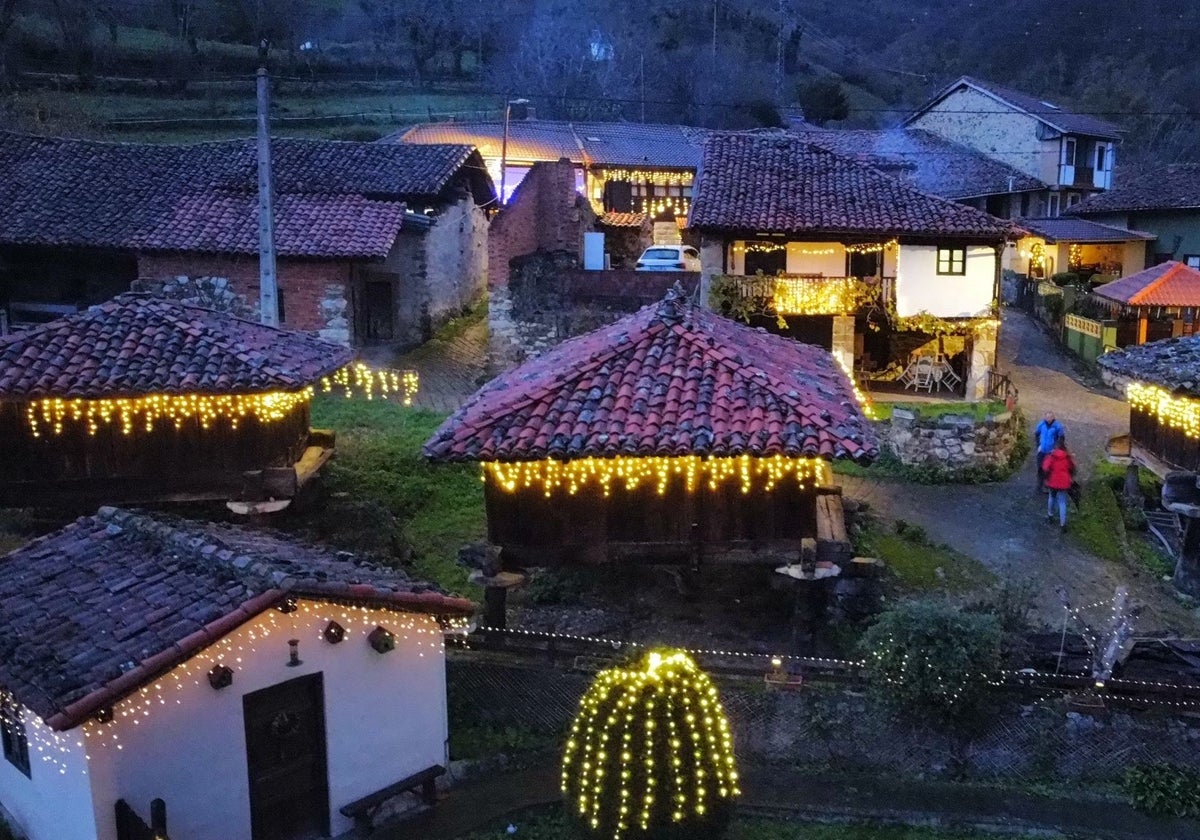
{"left": 875, "top": 406, "right": 1021, "bottom": 470}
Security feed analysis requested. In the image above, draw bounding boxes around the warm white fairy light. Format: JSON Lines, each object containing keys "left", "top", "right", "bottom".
{"left": 320, "top": 363, "right": 419, "bottom": 406}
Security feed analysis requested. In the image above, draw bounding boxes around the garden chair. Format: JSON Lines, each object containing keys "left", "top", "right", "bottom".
{"left": 912, "top": 358, "right": 935, "bottom": 392}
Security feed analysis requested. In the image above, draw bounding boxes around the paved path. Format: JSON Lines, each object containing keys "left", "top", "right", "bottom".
{"left": 842, "top": 309, "right": 1196, "bottom": 632}
{"left": 377, "top": 760, "right": 1200, "bottom": 840}
{"left": 363, "top": 318, "right": 488, "bottom": 415}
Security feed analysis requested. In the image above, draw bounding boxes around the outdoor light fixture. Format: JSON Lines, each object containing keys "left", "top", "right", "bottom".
{"left": 368, "top": 625, "right": 396, "bottom": 654}
{"left": 287, "top": 638, "right": 302, "bottom": 667}
{"left": 323, "top": 620, "right": 345, "bottom": 644}
{"left": 207, "top": 664, "right": 234, "bottom": 690}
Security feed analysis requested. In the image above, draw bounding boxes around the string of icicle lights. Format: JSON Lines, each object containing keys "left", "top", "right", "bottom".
{"left": 1127, "top": 382, "right": 1200, "bottom": 438}
{"left": 482, "top": 455, "right": 832, "bottom": 497}
{"left": 25, "top": 390, "right": 311, "bottom": 437}
{"left": 320, "top": 362, "right": 419, "bottom": 406}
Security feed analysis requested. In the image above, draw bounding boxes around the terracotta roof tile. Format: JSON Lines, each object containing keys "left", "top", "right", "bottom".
{"left": 424, "top": 286, "right": 878, "bottom": 463}
{"left": 0, "top": 132, "right": 494, "bottom": 257}
{"left": 0, "top": 508, "right": 472, "bottom": 729}
{"left": 0, "top": 293, "right": 352, "bottom": 399}
{"left": 1017, "top": 217, "right": 1155, "bottom": 243}
{"left": 598, "top": 211, "right": 649, "bottom": 228}
{"left": 1098, "top": 334, "right": 1200, "bottom": 396}
{"left": 689, "top": 133, "right": 1018, "bottom": 239}
{"left": 1066, "top": 164, "right": 1200, "bottom": 215}
{"left": 1093, "top": 261, "right": 1200, "bottom": 308}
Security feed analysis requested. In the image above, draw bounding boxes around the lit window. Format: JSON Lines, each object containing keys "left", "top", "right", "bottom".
{"left": 1187, "top": 256, "right": 1200, "bottom": 270}
{"left": 936, "top": 247, "right": 966, "bottom": 275}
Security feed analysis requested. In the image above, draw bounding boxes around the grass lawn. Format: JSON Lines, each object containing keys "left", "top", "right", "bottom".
{"left": 292, "top": 396, "right": 486, "bottom": 597}
{"left": 456, "top": 810, "right": 1030, "bottom": 839}
{"left": 872, "top": 399, "right": 1007, "bottom": 423}
{"left": 1067, "top": 463, "right": 1173, "bottom": 578}
{"left": 855, "top": 521, "right": 995, "bottom": 594}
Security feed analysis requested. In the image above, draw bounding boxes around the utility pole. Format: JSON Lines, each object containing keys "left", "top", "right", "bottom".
{"left": 640, "top": 52, "right": 645, "bottom": 123}
{"left": 256, "top": 43, "right": 279, "bottom": 327}
{"left": 711, "top": 2, "right": 717, "bottom": 60}
{"left": 775, "top": 0, "right": 785, "bottom": 104}
{"left": 499, "top": 95, "right": 511, "bottom": 208}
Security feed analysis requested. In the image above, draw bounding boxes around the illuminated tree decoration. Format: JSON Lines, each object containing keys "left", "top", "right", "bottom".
{"left": 483, "top": 455, "right": 831, "bottom": 497}
{"left": 320, "top": 363, "right": 420, "bottom": 406}
{"left": 562, "top": 650, "right": 739, "bottom": 840}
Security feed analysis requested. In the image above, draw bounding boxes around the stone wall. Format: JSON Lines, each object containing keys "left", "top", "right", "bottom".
{"left": 488, "top": 249, "right": 700, "bottom": 366}
{"left": 875, "top": 406, "right": 1021, "bottom": 471}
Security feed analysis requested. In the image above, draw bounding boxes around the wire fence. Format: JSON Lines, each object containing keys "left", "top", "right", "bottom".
{"left": 447, "top": 655, "right": 1200, "bottom": 786}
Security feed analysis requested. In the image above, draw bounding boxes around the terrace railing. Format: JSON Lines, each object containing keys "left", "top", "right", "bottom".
{"left": 718, "top": 274, "right": 891, "bottom": 316}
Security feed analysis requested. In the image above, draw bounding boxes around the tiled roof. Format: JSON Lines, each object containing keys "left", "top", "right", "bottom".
{"left": 0, "top": 293, "right": 352, "bottom": 399}
{"left": 689, "top": 133, "right": 1018, "bottom": 239}
{"left": 1065, "top": 164, "right": 1200, "bottom": 215}
{"left": 1016, "top": 217, "right": 1156, "bottom": 244}
{"left": 907, "top": 76, "right": 1122, "bottom": 139}
{"left": 598, "top": 211, "right": 649, "bottom": 228}
{"left": 0, "top": 507, "right": 473, "bottom": 729}
{"left": 1098, "top": 334, "right": 1200, "bottom": 395}
{"left": 793, "top": 128, "right": 1044, "bottom": 199}
{"left": 397, "top": 120, "right": 703, "bottom": 169}
{"left": 0, "top": 132, "right": 493, "bottom": 257}
{"left": 1093, "top": 262, "right": 1200, "bottom": 308}
{"left": 424, "top": 286, "right": 878, "bottom": 463}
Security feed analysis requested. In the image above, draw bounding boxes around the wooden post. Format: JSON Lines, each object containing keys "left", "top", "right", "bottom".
{"left": 1137, "top": 312, "right": 1148, "bottom": 345}
{"left": 482, "top": 586, "right": 507, "bottom": 630}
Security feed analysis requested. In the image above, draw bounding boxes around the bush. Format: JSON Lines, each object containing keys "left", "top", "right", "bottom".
{"left": 1043, "top": 293, "right": 1065, "bottom": 321}
{"left": 1051, "top": 272, "right": 1080, "bottom": 287}
{"left": 562, "top": 651, "right": 738, "bottom": 839}
{"left": 860, "top": 600, "right": 1002, "bottom": 730}
{"left": 1125, "top": 763, "right": 1200, "bottom": 817}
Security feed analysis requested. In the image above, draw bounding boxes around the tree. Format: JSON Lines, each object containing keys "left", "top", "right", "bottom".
{"left": 795, "top": 77, "right": 849, "bottom": 126}
{"left": 46, "top": 0, "right": 117, "bottom": 88}
{"left": 562, "top": 650, "right": 739, "bottom": 839}
{"left": 0, "top": 0, "right": 20, "bottom": 92}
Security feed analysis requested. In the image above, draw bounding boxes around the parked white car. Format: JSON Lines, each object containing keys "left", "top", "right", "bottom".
{"left": 635, "top": 245, "right": 701, "bottom": 271}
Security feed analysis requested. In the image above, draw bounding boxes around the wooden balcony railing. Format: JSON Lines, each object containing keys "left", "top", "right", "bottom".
{"left": 717, "top": 274, "right": 892, "bottom": 316}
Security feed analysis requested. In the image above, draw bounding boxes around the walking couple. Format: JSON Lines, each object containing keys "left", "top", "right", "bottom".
{"left": 1035, "top": 411, "right": 1076, "bottom": 530}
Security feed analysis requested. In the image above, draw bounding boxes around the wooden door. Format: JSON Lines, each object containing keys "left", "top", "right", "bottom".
{"left": 362, "top": 279, "right": 395, "bottom": 342}
{"left": 244, "top": 674, "right": 330, "bottom": 840}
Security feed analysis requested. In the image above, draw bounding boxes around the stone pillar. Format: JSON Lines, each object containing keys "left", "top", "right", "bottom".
{"left": 318, "top": 284, "right": 351, "bottom": 346}
{"left": 698, "top": 234, "right": 725, "bottom": 309}
{"left": 831, "top": 314, "right": 855, "bottom": 373}
{"left": 965, "top": 320, "right": 999, "bottom": 402}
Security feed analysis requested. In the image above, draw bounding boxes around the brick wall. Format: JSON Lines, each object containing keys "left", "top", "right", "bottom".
{"left": 487, "top": 159, "right": 593, "bottom": 289}
{"left": 137, "top": 252, "right": 353, "bottom": 333}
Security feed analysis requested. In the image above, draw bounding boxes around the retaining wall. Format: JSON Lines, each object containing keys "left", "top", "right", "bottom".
{"left": 875, "top": 406, "right": 1021, "bottom": 470}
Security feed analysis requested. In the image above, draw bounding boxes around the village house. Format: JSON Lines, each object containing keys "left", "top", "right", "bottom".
{"left": 0, "top": 293, "right": 352, "bottom": 509}
{"left": 1064, "top": 164, "right": 1200, "bottom": 266}
{"left": 1010, "top": 217, "right": 1153, "bottom": 281}
{"left": 904, "top": 76, "right": 1121, "bottom": 217}
{"left": 0, "top": 132, "right": 494, "bottom": 347}
{"left": 1091, "top": 261, "right": 1200, "bottom": 346}
{"left": 425, "top": 285, "right": 876, "bottom": 627}
{"left": 687, "top": 132, "right": 1021, "bottom": 398}
{"left": 0, "top": 507, "right": 473, "bottom": 840}
{"left": 396, "top": 117, "right": 701, "bottom": 243}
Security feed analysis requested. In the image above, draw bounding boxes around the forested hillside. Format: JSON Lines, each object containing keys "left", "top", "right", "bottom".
{"left": 0, "top": 0, "right": 1194, "bottom": 164}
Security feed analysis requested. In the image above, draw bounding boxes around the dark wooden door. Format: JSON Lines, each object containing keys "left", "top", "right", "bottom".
{"left": 362, "top": 279, "right": 395, "bottom": 342}
{"left": 244, "top": 674, "right": 330, "bottom": 840}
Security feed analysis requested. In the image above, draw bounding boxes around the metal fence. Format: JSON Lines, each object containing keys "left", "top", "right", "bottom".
{"left": 448, "top": 655, "right": 1200, "bottom": 785}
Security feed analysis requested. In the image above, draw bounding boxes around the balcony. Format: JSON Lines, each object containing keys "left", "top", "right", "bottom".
{"left": 715, "top": 274, "right": 891, "bottom": 316}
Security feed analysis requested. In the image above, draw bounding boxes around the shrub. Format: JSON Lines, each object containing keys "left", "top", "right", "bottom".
{"left": 860, "top": 599, "right": 1002, "bottom": 730}
{"left": 1051, "top": 272, "right": 1080, "bottom": 287}
{"left": 562, "top": 650, "right": 738, "bottom": 839}
{"left": 1043, "top": 293, "right": 1065, "bottom": 321}
{"left": 1125, "top": 763, "right": 1200, "bottom": 817}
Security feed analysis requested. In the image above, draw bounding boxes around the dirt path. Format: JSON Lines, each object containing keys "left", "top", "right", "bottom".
{"left": 841, "top": 308, "right": 1198, "bottom": 634}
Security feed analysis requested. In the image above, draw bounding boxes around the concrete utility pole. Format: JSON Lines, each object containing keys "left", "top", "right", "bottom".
{"left": 256, "top": 47, "right": 279, "bottom": 327}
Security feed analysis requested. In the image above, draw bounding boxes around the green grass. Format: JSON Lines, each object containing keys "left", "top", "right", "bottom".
{"left": 294, "top": 396, "right": 485, "bottom": 597}
{"left": 1066, "top": 469, "right": 1173, "bottom": 577}
{"left": 855, "top": 522, "right": 995, "bottom": 594}
{"left": 456, "top": 810, "right": 1034, "bottom": 839}
{"left": 873, "top": 400, "right": 1007, "bottom": 423}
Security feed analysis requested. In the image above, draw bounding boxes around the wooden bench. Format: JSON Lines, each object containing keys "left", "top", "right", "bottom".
{"left": 339, "top": 764, "right": 445, "bottom": 834}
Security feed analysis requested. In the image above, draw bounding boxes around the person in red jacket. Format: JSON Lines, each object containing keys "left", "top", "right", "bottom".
{"left": 1042, "top": 438, "right": 1076, "bottom": 530}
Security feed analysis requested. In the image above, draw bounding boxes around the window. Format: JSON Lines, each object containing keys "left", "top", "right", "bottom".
{"left": 1048, "top": 193, "right": 1061, "bottom": 217}
{"left": 936, "top": 247, "right": 966, "bottom": 275}
{"left": 1020, "top": 194, "right": 1031, "bottom": 216}
{"left": 848, "top": 250, "right": 879, "bottom": 278}
{"left": 1095, "top": 144, "right": 1107, "bottom": 172}
{"left": 1, "top": 701, "right": 29, "bottom": 778}
{"left": 276, "top": 288, "right": 286, "bottom": 325}
{"left": 1067, "top": 193, "right": 1081, "bottom": 207}
{"left": 1186, "top": 256, "right": 1200, "bottom": 270}
{"left": 1063, "top": 137, "right": 1077, "bottom": 167}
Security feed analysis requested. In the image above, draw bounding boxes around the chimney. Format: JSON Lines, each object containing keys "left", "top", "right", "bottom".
{"left": 509, "top": 101, "right": 533, "bottom": 121}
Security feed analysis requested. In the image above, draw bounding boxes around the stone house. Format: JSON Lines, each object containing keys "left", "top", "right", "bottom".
{"left": 904, "top": 76, "right": 1122, "bottom": 217}
{"left": 0, "top": 132, "right": 494, "bottom": 348}
{"left": 0, "top": 508, "right": 473, "bottom": 840}
{"left": 688, "top": 132, "right": 1021, "bottom": 398}
{"left": 1064, "top": 164, "right": 1200, "bottom": 267}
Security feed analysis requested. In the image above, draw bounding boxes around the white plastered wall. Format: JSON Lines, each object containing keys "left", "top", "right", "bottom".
{"left": 895, "top": 244, "right": 996, "bottom": 317}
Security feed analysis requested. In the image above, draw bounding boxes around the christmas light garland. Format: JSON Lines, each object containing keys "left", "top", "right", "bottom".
{"left": 561, "top": 650, "right": 739, "bottom": 838}
{"left": 482, "top": 455, "right": 832, "bottom": 497}
{"left": 24, "top": 390, "right": 312, "bottom": 438}
{"left": 772, "top": 275, "right": 878, "bottom": 316}
{"left": 320, "top": 363, "right": 420, "bottom": 406}
{"left": 1128, "top": 382, "right": 1200, "bottom": 439}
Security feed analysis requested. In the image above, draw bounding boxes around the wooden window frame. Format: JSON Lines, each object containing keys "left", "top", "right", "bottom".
{"left": 1, "top": 702, "right": 30, "bottom": 778}
{"left": 936, "top": 246, "right": 967, "bottom": 276}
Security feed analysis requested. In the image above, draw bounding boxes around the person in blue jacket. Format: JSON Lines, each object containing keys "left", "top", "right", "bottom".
{"left": 1034, "top": 411, "right": 1064, "bottom": 492}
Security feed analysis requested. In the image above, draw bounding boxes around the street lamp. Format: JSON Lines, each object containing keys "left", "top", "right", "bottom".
{"left": 499, "top": 98, "right": 529, "bottom": 207}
